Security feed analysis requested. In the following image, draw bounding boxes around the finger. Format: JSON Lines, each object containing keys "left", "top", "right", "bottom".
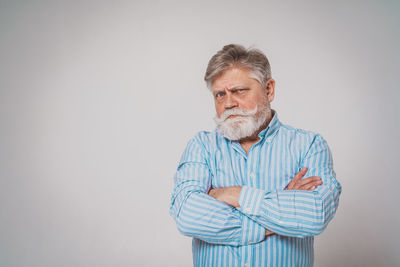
{"left": 293, "top": 167, "right": 308, "bottom": 182}
{"left": 298, "top": 179, "right": 322, "bottom": 190}
{"left": 265, "top": 229, "right": 275, "bottom": 237}
{"left": 298, "top": 176, "right": 322, "bottom": 187}
{"left": 299, "top": 182, "right": 319, "bottom": 191}
{"left": 208, "top": 189, "right": 216, "bottom": 197}
{"left": 287, "top": 167, "right": 308, "bottom": 189}
{"left": 299, "top": 178, "right": 324, "bottom": 190}
{"left": 304, "top": 185, "right": 316, "bottom": 191}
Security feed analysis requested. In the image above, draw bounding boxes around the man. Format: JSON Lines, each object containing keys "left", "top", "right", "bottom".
{"left": 170, "top": 44, "right": 341, "bottom": 267}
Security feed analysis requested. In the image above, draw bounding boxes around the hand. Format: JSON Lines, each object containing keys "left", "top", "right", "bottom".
{"left": 285, "top": 167, "right": 322, "bottom": 191}
{"left": 263, "top": 168, "right": 322, "bottom": 238}
{"left": 208, "top": 186, "right": 277, "bottom": 238}
{"left": 265, "top": 229, "right": 274, "bottom": 237}
{"left": 208, "top": 186, "right": 242, "bottom": 208}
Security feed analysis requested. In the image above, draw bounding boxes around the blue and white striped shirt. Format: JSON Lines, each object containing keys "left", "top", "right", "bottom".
{"left": 170, "top": 111, "right": 341, "bottom": 267}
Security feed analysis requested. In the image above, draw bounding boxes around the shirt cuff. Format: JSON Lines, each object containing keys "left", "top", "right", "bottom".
{"left": 241, "top": 215, "right": 266, "bottom": 245}
{"left": 238, "top": 186, "right": 265, "bottom": 216}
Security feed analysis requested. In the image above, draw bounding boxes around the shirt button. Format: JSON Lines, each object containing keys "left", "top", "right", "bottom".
{"left": 249, "top": 173, "right": 255, "bottom": 178}
{"left": 244, "top": 263, "right": 249, "bottom": 267}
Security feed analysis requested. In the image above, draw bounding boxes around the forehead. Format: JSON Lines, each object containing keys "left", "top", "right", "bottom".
{"left": 211, "top": 67, "right": 255, "bottom": 91}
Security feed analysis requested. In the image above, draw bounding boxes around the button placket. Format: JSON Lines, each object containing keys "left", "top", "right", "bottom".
{"left": 247, "top": 149, "right": 255, "bottom": 187}
{"left": 240, "top": 245, "right": 251, "bottom": 267}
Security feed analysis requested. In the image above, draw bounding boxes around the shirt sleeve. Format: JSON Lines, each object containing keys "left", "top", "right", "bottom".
{"left": 170, "top": 135, "right": 266, "bottom": 246}
{"left": 237, "top": 134, "right": 342, "bottom": 238}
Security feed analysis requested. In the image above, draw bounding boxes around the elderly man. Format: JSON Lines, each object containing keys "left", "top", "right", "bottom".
{"left": 170, "top": 44, "right": 341, "bottom": 267}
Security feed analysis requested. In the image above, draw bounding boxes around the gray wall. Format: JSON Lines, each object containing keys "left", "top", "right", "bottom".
{"left": 1, "top": 0, "right": 399, "bottom": 266}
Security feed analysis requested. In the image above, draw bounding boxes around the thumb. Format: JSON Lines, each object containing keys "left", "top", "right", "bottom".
{"left": 293, "top": 167, "right": 308, "bottom": 182}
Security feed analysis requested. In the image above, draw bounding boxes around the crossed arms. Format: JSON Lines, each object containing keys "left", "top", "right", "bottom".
{"left": 169, "top": 134, "right": 342, "bottom": 246}
{"left": 208, "top": 167, "right": 323, "bottom": 237}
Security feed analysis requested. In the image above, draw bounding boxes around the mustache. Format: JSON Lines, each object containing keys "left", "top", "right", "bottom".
{"left": 214, "top": 106, "right": 258, "bottom": 124}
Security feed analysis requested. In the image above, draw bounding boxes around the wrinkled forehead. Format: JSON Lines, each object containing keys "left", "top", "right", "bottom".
{"left": 211, "top": 67, "right": 258, "bottom": 92}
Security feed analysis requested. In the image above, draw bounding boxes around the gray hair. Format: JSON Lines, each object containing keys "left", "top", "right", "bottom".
{"left": 204, "top": 44, "right": 272, "bottom": 90}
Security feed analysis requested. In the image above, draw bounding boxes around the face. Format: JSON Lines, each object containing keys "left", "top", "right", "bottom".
{"left": 211, "top": 67, "right": 275, "bottom": 141}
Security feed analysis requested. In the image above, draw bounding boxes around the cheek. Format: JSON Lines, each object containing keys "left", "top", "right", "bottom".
{"left": 239, "top": 98, "right": 257, "bottom": 110}
{"left": 215, "top": 103, "right": 224, "bottom": 116}
{"left": 247, "top": 93, "right": 266, "bottom": 108}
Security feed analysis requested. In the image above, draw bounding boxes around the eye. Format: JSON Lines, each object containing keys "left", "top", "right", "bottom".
{"left": 215, "top": 92, "right": 225, "bottom": 98}
{"left": 233, "top": 88, "right": 247, "bottom": 94}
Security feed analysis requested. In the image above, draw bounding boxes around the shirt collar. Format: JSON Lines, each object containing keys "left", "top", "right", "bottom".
{"left": 256, "top": 109, "right": 280, "bottom": 142}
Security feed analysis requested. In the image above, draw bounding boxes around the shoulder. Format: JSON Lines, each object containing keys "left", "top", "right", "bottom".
{"left": 179, "top": 130, "right": 224, "bottom": 164}
{"left": 189, "top": 130, "right": 226, "bottom": 152}
{"left": 278, "top": 122, "right": 325, "bottom": 143}
{"left": 277, "top": 122, "right": 330, "bottom": 158}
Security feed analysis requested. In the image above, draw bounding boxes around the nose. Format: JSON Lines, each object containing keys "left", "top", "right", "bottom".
{"left": 224, "top": 93, "right": 238, "bottom": 110}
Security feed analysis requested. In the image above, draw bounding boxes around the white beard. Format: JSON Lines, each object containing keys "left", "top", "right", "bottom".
{"left": 214, "top": 103, "right": 270, "bottom": 141}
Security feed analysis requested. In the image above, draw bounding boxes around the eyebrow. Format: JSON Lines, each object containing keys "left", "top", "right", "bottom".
{"left": 229, "top": 87, "right": 249, "bottom": 91}
{"left": 214, "top": 86, "right": 249, "bottom": 94}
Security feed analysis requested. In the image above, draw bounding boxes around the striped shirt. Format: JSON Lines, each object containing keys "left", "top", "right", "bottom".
{"left": 170, "top": 111, "right": 342, "bottom": 267}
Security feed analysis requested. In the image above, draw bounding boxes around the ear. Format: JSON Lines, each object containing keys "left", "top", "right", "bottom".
{"left": 265, "top": 78, "right": 275, "bottom": 102}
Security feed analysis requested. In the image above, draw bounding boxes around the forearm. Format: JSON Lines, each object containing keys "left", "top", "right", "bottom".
{"left": 235, "top": 134, "right": 342, "bottom": 237}
{"left": 171, "top": 134, "right": 273, "bottom": 245}
{"left": 170, "top": 184, "right": 266, "bottom": 246}
{"left": 237, "top": 181, "right": 341, "bottom": 237}
{"left": 207, "top": 186, "right": 326, "bottom": 238}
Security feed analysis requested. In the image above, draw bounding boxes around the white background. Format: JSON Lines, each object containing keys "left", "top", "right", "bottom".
{"left": 0, "top": 0, "right": 399, "bottom": 266}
